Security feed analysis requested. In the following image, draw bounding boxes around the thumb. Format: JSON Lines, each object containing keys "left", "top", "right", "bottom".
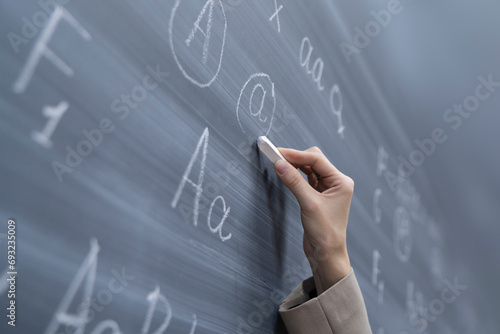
{"left": 274, "top": 159, "right": 312, "bottom": 206}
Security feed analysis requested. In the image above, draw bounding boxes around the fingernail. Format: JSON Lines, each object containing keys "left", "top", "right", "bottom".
{"left": 275, "top": 159, "right": 289, "bottom": 175}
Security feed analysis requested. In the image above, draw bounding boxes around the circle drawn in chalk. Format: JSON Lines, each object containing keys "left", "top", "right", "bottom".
{"left": 393, "top": 206, "right": 412, "bottom": 262}
{"left": 169, "top": 0, "right": 227, "bottom": 88}
{"left": 236, "top": 73, "right": 276, "bottom": 137}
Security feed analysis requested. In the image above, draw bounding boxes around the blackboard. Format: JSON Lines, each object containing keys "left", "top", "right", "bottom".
{"left": 1, "top": 0, "right": 499, "bottom": 333}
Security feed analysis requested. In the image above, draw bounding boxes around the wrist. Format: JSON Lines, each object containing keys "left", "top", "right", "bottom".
{"left": 310, "top": 248, "right": 351, "bottom": 295}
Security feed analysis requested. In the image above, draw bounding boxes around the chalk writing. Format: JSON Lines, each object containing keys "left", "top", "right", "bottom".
{"left": 299, "top": 37, "right": 325, "bottom": 91}
{"left": 377, "top": 146, "right": 388, "bottom": 177}
{"left": 13, "top": 6, "right": 91, "bottom": 94}
{"left": 373, "top": 188, "right": 382, "bottom": 224}
{"left": 32, "top": 101, "right": 68, "bottom": 148}
{"left": 372, "top": 249, "right": 384, "bottom": 304}
{"left": 170, "top": 0, "right": 227, "bottom": 88}
{"left": 171, "top": 128, "right": 232, "bottom": 242}
{"left": 393, "top": 206, "right": 412, "bottom": 262}
{"left": 269, "top": 0, "right": 283, "bottom": 32}
{"left": 236, "top": 73, "right": 276, "bottom": 137}
{"left": 329, "top": 84, "right": 345, "bottom": 138}
{"left": 44, "top": 238, "right": 100, "bottom": 334}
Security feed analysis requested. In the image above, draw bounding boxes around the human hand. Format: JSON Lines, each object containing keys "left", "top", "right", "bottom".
{"left": 274, "top": 147, "right": 353, "bottom": 295}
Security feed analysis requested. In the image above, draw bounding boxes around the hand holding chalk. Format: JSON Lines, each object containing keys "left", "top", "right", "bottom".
{"left": 260, "top": 140, "right": 353, "bottom": 295}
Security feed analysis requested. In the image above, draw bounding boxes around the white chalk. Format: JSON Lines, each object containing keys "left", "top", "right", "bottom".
{"left": 258, "top": 136, "right": 286, "bottom": 164}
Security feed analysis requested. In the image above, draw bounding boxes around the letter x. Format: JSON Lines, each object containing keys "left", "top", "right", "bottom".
{"left": 269, "top": 0, "right": 283, "bottom": 33}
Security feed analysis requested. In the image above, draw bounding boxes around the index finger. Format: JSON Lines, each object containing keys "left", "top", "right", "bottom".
{"left": 277, "top": 147, "right": 341, "bottom": 179}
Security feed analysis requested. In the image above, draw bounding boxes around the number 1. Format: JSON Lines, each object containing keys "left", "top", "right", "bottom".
{"left": 32, "top": 101, "right": 68, "bottom": 148}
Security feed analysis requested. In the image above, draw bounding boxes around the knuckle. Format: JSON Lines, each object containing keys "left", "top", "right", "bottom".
{"left": 309, "top": 146, "right": 322, "bottom": 154}
{"left": 287, "top": 172, "right": 303, "bottom": 189}
{"left": 342, "top": 176, "right": 355, "bottom": 193}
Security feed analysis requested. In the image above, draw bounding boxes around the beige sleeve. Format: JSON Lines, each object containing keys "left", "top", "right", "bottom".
{"left": 279, "top": 269, "right": 372, "bottom": 334}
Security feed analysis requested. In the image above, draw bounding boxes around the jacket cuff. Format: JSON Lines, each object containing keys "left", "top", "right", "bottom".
{"left": 279, "top": 269, "right": 372, "bottom": 334}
